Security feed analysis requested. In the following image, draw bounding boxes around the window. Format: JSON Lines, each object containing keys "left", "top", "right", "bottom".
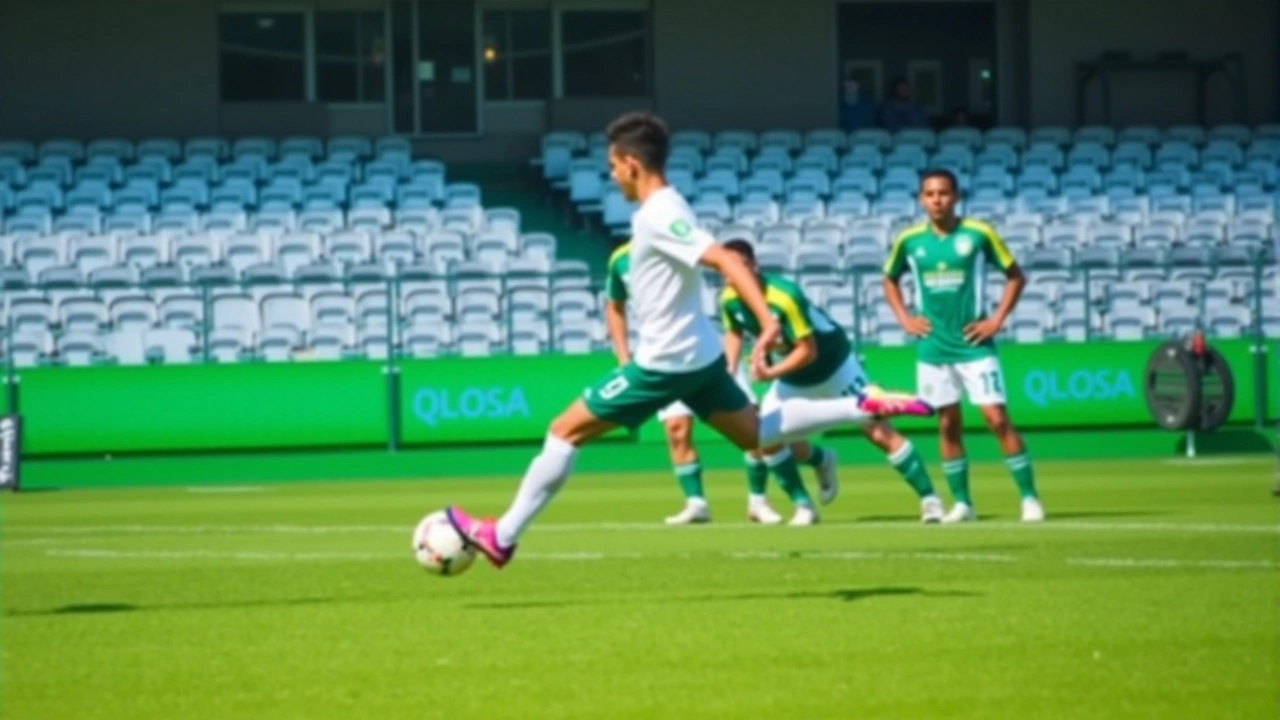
{"left": 559, "top": 10, "right": 648, "bottom": 98}
{"left": 315, "top": 11, "right": 387, "bottom": 103}
{"left": 483, "top": 10, "right": 552, "bottom": 101}
{"left": 219, "top": 12, "right": 306, "bottom": 102}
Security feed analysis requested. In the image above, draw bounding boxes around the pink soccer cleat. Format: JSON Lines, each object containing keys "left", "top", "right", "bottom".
{"left": 445, "top": 505, "right": 517, "bottom": 568}
{"left": 858, "top": 386, "right": 935, "bottom": 418}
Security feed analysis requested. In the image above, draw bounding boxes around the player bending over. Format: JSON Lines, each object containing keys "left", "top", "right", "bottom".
{"left": 883, "top": 169, "right": 1045, "bottom": 523}
{"left": 445, "top": 111, "right": 933, "bottom": 568}
{"left": 719, "top": 239, "right": 945, "bottom": 524}
{"left": 605, "top": 243, "right": 837, "bottom": 526}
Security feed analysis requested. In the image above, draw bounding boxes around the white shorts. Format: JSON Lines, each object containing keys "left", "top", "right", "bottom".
{"left": 917, "top": 356, "right": 1007, "bottom": 408}
{"left": 656, "top": 362, "right": 754, "bottom": 422}
{"left": 760, "top": 355, "right": 869, "bottom": 413}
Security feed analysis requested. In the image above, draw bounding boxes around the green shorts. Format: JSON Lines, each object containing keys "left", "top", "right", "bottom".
{"left": 583, "top": 356, "right": 751, "bottom": 430}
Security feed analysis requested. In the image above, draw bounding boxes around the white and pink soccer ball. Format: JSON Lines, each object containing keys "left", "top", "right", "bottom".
{"left": 412, "top": 510, "right": 478, "bottom": 577}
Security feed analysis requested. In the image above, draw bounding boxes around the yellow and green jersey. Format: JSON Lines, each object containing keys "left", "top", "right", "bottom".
{"left": 719, "top": 275, "right": 851, "bottom": 387}
{"left": 884, "top": 218, "right": 1016, "bottom": 365}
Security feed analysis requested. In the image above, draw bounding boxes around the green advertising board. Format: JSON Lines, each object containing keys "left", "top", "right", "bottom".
{"left": 397, "top": 354, "right": 627, "bottom": 444}
{"left": 8, "top": 338, "right": 1276, "bottom": 457}
{"left": 15, "top": 360, "right": 387, "bottom": 455}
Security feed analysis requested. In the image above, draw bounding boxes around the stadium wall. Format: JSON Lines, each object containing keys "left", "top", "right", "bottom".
{"left": 8, "top": 339, "right": 1275, "bottom": 458}
{"left": 2, "top": 0, "right": 1275, "bottom": 154}
{"left": 1027, "top": 0, "right": 1279, "bottom": 127}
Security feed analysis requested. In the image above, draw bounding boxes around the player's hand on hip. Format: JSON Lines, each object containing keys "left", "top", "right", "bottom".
{"left": 963, "top": 317, "right": 1001, "bottom": 344}
{"left": 903, "top": 315, "right": 932, "bottom": 337}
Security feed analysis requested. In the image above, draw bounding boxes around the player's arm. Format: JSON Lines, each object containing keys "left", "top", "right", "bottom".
{"left": 699, "top": 244, "right": 782, "bottom": 373}
{"left": 965, "top": 225, "right": 1024, "bottom": 344}
{"left": 603, "top": 251, "right": 631, "bottom": 364}
{"left": 722, "top": 327, "right": 744, "bottom": 374}
{"left": 882, "top": 237, "right": 931, "bottom": 337}
{"left": 755, "top": 288, "right": 817, "bottom": 381}
{"left": 758, "top": 335, "right": 816, "bottom": 381}
{"left": 719, "top": 299, "right": 745, "bottom": 374}
{"left": 604, "top": 299, "right": 630, "bottom": 365}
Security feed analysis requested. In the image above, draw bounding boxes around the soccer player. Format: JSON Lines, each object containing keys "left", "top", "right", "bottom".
{"left": 445, "top": 111, "right": 932, "bottom": 569}
{"left": 604, "top": 241, "right": 838, "bottom": 526}
{"left": 720, "top": 239, "right": 946, "bottom": 523}
{"left": 882, "top": 169, "right": 1045, "bottom": 523}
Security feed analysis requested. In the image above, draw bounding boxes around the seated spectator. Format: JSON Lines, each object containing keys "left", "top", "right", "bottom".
{"left": 880, "top": 78, "right": 929, "bottom": 130}
{"left": 838, "top": 71, "right": 877, "bottom": 129}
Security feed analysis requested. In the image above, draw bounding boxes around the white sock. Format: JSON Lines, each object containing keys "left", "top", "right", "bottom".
{"left": 759, "top": 397, "right": 871, "bottom": 447}
{"left": 887, "top": 440, "right": 914, "bottom": 465}
{"left": 495, "top": 434, "right": 578, "bottom": 547}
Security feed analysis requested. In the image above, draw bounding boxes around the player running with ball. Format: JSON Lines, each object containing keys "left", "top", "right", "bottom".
{"left": 883, "top": 169, "right": 1045, "bottom": 523}
{"left": 445, "top": 112, "right": 933, "bottom": 568}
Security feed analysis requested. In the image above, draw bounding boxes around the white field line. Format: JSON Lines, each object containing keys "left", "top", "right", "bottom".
{"left": 38, "top": 548, "right": 1277, "bottom": 571}
{"left": 184, "top": 486, "right": 268, "bottom": 494}
{"left": 4, "top": 519, "right": 1277, "bottom": 539}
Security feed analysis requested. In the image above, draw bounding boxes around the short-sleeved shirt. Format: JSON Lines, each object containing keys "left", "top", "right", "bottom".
{"left": 626, "top": 187, "right": 724, "bottom": 373}
{"left": 719, "top": 274, "right": 851, "bottom": 387}
{"left": 884, "top": 217, "right": 1016, "bottom": 365}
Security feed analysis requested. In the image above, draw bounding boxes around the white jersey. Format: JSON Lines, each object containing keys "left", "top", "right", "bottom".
{"left": 627, "top": 187, "right": 724, "bottom": 373}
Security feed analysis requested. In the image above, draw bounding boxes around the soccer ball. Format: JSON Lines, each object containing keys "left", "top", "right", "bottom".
{"left": 412, "top": 510, "right": 478, "bottom": 576}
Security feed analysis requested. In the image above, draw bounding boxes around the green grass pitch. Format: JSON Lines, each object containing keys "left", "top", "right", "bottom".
{"left": 2, "top": 456, "right": 1276, "bottom": 719}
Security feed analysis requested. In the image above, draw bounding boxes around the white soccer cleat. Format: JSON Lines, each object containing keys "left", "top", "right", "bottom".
{"left": 664, "top": 500, "right": 711, "bottom": 525}
{"left": 920, "top": 495, "right": 945, "bottom": 524}
{"left": 748, "top": 502, "right": 784, "bottom": 525}
{"left": 788, "top": 505, "right": 819, "bottom": 526}
{"left": 1020, "top": 497, "right": 1045, "bottom": 523}
{"left": 942, "top": 502, "right": 976, "bottom": 524}
{"left": 815, "top": 449, "right": 840, "bottom": 505}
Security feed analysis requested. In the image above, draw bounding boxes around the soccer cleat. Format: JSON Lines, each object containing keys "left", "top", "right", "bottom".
{"left": 1020, "top": 497, "right": 1046, "bottom": 523}
{"left": 788, "top": 505, "right": 819, "bottom": 526}
{"left": 920, "top": 495, "right": 945, "bottom": 524}
{"left": 444, "top": 505, "right": 516, "bottom": 568}
{"left": 664, "top": 500, "right": 711, "bottom": 525}
{"left": 815, "top": 449, "right": 840, "bottom": 505}
{"left": 747, "top": 502, "right": 784, "bottom": 525}
{"left": 942, "top": 502, "right": 976, "bottom": 524}
{"left": 858, "top": 385, "right": 935, "bottom": 418}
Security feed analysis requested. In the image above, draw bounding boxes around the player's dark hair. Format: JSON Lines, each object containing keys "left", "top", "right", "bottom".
{"left": 920, "top": 168, "right": 959, "bottom": 193}
{"left": 606, "top": 112, "right": 669, "bottom": 172}
{"left": 722, "top": 238, "right": 756, "bottom": 262}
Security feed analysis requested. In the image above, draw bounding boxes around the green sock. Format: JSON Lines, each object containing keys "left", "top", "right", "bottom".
{"left": 745, "top": 455, "right": 769, "bottom": 496}
{"left": 1005, "top": 452, "right": 1038, "bottom": 499}
{"left": 942, "top": 457, "right": 971, "bottom": 505}
{"left": 887, "top": 441, "right": 935, "bottom": 498}
{"left": 803, "top": 445, "right": 827, "bottom": 469}
{"left": 674, "top": 462, "right": 705, "bottom": 500}
{"left": 766, "top": 449, "right": 813, "bottom": 506}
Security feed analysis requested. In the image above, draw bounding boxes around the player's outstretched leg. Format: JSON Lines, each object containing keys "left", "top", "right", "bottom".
{"left": 979, "top": 404, "right": 1044, "bottom": 522}
{"left": 660, "top": 413, "right": 711, "bottom": 525}
{"left": 446, "top": 400, "right": 616, "bottom": 568}
{"left": 863, "top": 420, "right": 945, "bottom": 523}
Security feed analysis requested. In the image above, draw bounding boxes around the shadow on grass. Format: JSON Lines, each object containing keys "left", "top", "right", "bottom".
{"left": 7, "top": 596, "right": 342, "bottom": 617}
{"left": 466, "top": 585, "right": 981, "bottom": 610}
